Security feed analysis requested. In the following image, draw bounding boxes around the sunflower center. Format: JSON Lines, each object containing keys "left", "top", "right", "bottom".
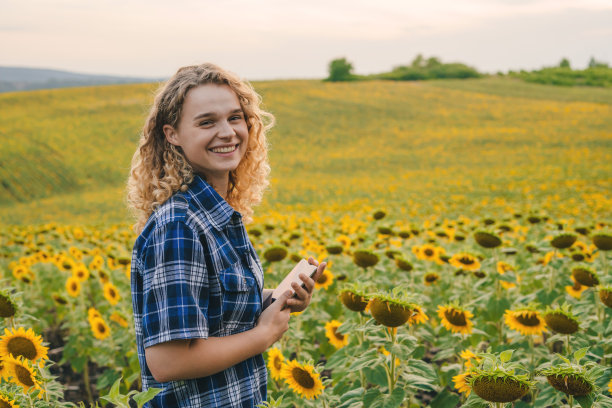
{"left": 71, "top": 283, "right": 78, "bottom": 291}
{"left": 15, "top": 364, "right": 35, "bottom": 387}
{"left": 425, "top": 274, "right": 438, "bottom": 282}
{"left": 331, "top": 327, "right": 345, "bottom": 341}
{"left": 291, "top": 367, "right": 315, "bottom": 389}
{"left": 317, "top": 274, "right": 328, "bottom": 284}
{"left": 0, "top": 296, "right": 16, "bottom": 318}
{"left": 459, "top": 256, "right": 474, "bottom": 265}
{"left": 0, "top": 399, "right": 11, "bottom": 408}
{"left": 424, "top": 249, "right": 434, "bottom": 256}
{"left": 273, "top": 356, "right": 282, "bottom": 371}
{"left": 109, "top": 288, "right": 116, "bottom": 297}
{"left": 515, "top": 312, "right": 541, "bottom": 327}
{"left": 8, "top": 337, "right": 37, "bottom": 360}
{"left": 444, "top": 309, "right": 467, "bottom": 326}
{"left": 97, "top": 323, "right": 107, "bottom": 333}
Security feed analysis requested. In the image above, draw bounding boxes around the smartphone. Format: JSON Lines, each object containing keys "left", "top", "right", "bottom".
{"left": 263, "top": 259, "right": 318, "bottom": 309}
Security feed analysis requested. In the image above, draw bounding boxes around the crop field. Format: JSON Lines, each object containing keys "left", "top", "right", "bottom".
{"left": 0, "top": 78, "right": 611, "bottom": 407}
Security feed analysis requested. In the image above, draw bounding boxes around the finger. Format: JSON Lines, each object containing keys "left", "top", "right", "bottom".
{"left": 307, "top": 256, "right": 319, "bottom": 266}
{"left": 299, "top": 273, "right": 315, "bottom": 293}
{"left": 292, "top": 280, "right": 309, "bottom": 299}
{"left": 275, "top": 290, "right": 293, "bottom": 309}
{"left": 311, "top": 262, "right": 326, "bottom": 283}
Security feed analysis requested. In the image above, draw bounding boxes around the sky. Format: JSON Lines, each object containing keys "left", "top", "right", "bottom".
{"left": 2, "top": 0, "right": 612, "bottom": 80}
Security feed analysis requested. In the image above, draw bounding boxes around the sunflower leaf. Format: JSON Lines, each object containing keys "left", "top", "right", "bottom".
{"left": 574, "top": 393, "right": 594, "bottom": 408}
{"left": 573, "top": 347, "right": 588, "bottom": 363}
{"left": 499, "top": 349, "right": 513, "bottom": 363}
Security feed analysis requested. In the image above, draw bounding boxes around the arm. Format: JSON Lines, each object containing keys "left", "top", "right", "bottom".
{"left": 145, "top": 290, "right": 293, "bottom": 383}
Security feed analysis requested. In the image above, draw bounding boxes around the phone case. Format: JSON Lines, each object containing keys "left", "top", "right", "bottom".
{"left": 272, "top": 259, "right": 317, "bottom": 300}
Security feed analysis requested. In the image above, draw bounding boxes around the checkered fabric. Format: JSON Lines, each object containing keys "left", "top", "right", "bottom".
{"left": 131, "top": 174, "right": 266, "bottom": 407}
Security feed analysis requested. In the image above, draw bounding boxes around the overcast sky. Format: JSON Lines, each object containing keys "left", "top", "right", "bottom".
{"left": 2, "top": 0, "right": 611, "bottom": 80}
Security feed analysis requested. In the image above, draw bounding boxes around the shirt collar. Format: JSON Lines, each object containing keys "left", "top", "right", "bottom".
{"left": 186, "top": 174, "right": 237, "bottom": 231}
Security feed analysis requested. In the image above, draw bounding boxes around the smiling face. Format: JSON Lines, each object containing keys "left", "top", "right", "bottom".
{"left": 163, "top": 83, "right": 249, "bottom": 193}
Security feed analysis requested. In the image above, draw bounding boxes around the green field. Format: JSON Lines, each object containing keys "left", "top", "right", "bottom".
{"left": 1, "top": 77, "right": 611, "bottom": 225}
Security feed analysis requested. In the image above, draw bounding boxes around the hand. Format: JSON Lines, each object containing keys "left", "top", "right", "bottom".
{"left": 256, "top": 290, "right": 292, "bottom": 348}
{"left": 286, "top": 257, "right": 327, "bottom": 313}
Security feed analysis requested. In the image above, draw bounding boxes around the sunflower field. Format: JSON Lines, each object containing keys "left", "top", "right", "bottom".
{"left": 1, "top": 77, "right": 612, "bottom": 407}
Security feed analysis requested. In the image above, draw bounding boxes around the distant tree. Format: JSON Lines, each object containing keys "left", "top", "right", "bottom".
{"left": 559, "top": 58, "right": 571, "bottom": 68}
{"left": 411, "top": 54, "right": 425, "bottom": 68}
{"left": 327, "top": 58, "right": 354, "bottom": 81}
{"left": 588, "top": 56, "right": 609, "bottom": 68}
{"left": 426, "top": 57, "right": 442, "bottom": 68}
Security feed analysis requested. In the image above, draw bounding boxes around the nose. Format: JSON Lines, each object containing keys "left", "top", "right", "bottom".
{"left": 217, "top": 119, "right": 236, "bottom": 139}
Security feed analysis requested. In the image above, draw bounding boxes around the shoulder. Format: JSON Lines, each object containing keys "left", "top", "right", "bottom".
{"left": 134, "top": 191, "right": 213, "bottom": 256}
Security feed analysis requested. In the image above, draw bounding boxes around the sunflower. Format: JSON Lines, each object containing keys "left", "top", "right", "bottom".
{"left": 369, "top": 296, "right": 414, "bottom": 327}
{"left": 89, "top": 317, "right": 111, "bottom": 340}
{"left": 281, "top": 360, "right": 324, "bottom": 400}
{"left": 0, "top": 290, "right": 17, "bottom": 318}
{"left": 542, "top": 308, "right": 580, "bottom": 335}
{"left": 437, "top": 305, "right": 474, "bottom": 335}
{"left": 89, "top": 255, "right": 105, "bottom": 271}
{"left": 87, "top": 307, "right": 102, "bottom": 324}
{"left": 263, "top": 246, "right": 288, "bottom": 262}
{"left": 267, "top": 347, "right": 285, "bottom": 381}
{"left": 417, "top": 244, "right": 439, "bottom": 262}
{"left": 3, "top": 355, "right": 43, "bottom": 396}
{"left": 0, "top": 327, "right": 48, "bottom": 364}
{"left": 324, "top": 320, "right": 348, "bottom": 349}
{"left": 600, "top": 287, "right": 612, "bottom": 309}
{"left": 504, "top": 309, "right": 547, "bottom": 336}
{"left": 423, "top": 272, "right": 440, "bottom": 286}
{"left": 109, "top": 312, "right": 129, "bottom": 328}
{"left": 315, "top": 269, "right": 334, "bottom": 290}
{"left": 608, "top": 378, "right": 611, "bottom": 394}
{"left": 339, "top": 289, "right": 369, "bottom": 312}
{"left": 72, "top": 263, "right": 90, "bottom": 281}
{"left": 470, "top": 374, "right": 530, "bottom": 403}
{"left": 0, "top": 392, "right": 19, "bottom": 408}
{"left": 545, "top": 373, "right": 593, "bottom": 396}
{"left": 474, "top": 230, "right": 502, "bottom": 248}
{"left": 453, "top": 371, "right": 472, "bottom": 396}
{"left": 460, "top": 349, "right": 481, "bottom": 369}
{"left": 407, "top": 305, "right": 429, "bottom": 326}
{"left": 352, "top": 250, "right": 379, "bottom": 268}
{"left": 97, "top": 269, "right": 110, "bottom": 284}
{"left": 571, "top": 266, "right": 599, "bottom": 287}
{"left": 103, "top": 282, "right": 120, "bottom": 306}
{"left": 65, "top": 276, "right": 80, "bottom": 297}
{"left": 566, "top": 276, "right": 588, "bottom": 299}
{"left": 449, "top": 253, "right": 481, "bottom": 272}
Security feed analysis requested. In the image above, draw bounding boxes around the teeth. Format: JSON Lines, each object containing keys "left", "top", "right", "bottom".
{"left": 211, "top": 145, "right": 237, "bottom": 153}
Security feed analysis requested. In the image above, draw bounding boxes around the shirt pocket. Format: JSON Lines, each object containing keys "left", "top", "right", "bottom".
{"left": 219, "top": 261, "right": 258, "bottom": 333}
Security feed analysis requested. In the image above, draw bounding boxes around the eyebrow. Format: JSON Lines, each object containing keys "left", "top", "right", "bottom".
{"left": 193, "top": 108, "right": 243, "bottom": 121}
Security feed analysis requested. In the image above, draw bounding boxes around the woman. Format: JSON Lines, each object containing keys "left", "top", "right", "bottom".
{"left": 127, "top": 63, "right": 325, "bottom": 407}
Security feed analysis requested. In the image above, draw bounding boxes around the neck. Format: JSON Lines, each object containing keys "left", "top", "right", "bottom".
{"left": 200, "top": 172, "right": 229, "bottom": 200}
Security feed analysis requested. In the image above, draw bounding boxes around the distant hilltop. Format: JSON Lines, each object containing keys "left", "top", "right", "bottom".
{"left": 0, "top": 66, "right": 162, "bottom": 92}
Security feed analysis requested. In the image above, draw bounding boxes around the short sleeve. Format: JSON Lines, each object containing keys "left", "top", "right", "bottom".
{"left": 141, "top": 220, "right": 209, "bottom": 348}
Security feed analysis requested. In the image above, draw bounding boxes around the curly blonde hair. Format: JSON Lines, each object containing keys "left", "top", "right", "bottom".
{"left": 127, "top": 63, "right": 274, "bottom": 234}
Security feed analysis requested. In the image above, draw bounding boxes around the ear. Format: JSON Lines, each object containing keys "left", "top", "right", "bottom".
{"left": 163, "top": 124, "right": 179, "bottom": 146}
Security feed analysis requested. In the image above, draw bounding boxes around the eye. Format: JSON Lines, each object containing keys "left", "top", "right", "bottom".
{"left": 199, "top": 120, "right": 213, "bottom": 127}
{"left": 230, "top": 114, "right": 244, "bottom": 121}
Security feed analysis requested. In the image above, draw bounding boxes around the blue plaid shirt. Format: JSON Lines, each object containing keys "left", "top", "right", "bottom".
{"left": 130, "top": 174, "right": 267, "bottom": 407}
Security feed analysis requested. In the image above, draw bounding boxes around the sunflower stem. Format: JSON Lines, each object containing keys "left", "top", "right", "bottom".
{"left": 596, "top": 291, "right": 603, "bottom": 342}
{"left": 358, "top": 312, "right": 366, "bottom": 387}
{"left": 83, "top": 359, "right": 94, "bottom": 405}
{"left": 566, "top": 334, "right": 572, "bottom": 355}
{"left": 548, "top": 250, "right": 557, "bottom": 293}
{"left": 569, "top": 395, "right": 574, "bottom": 408}
{"left": 389, "top": 327, "right": 397, "bottom": 393}
{"left": 528, "top": 336, "right": 535, "bottom": 375}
